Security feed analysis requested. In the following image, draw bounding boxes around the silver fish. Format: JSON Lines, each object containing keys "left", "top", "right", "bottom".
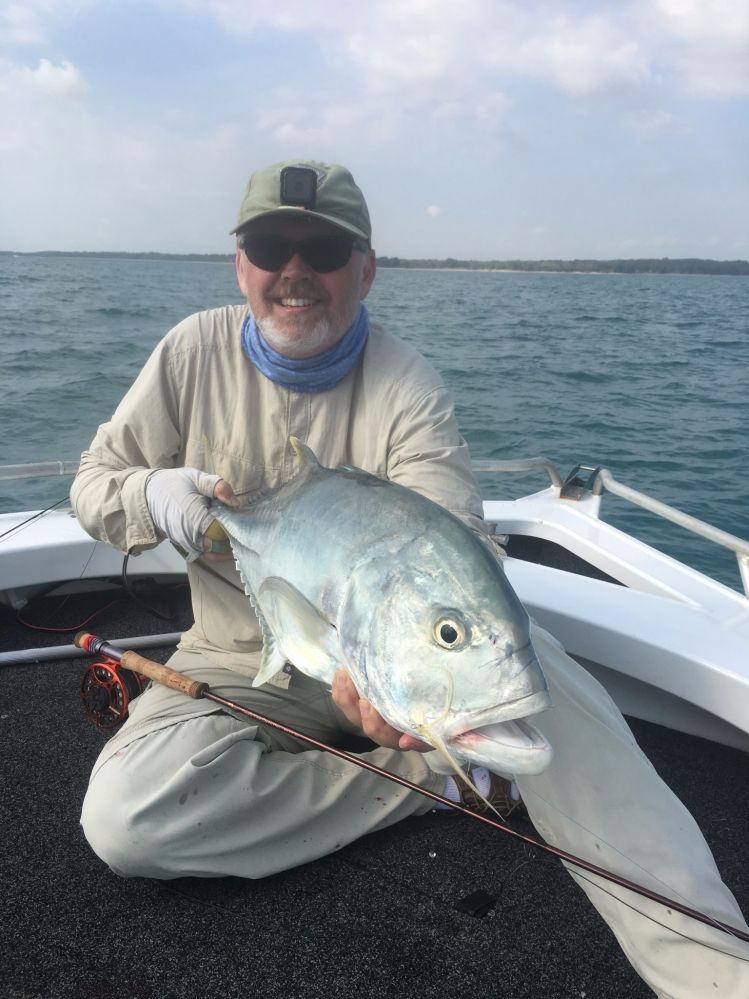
{"left": 212, "top": 438, "right": 553, "bottom": 777}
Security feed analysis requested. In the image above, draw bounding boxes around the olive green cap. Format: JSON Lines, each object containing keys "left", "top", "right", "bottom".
{"left": 231, "top": 160, "right": 371, "bottom": 244}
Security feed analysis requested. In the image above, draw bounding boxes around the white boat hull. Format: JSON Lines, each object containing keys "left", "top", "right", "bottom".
{"left": 488, "top": 488, "right": 749, "bottom": 753}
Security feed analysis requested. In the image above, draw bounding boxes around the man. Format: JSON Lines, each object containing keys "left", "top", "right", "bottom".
{"left": 72, "top": 160, "right": 748, "bottom": 997}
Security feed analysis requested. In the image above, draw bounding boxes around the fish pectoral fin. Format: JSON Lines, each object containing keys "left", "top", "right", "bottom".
{"left": 256, "top": 577, "right": 342, "bottom": 685}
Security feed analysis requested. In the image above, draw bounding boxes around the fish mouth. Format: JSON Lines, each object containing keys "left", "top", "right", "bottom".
{"left": 442, "top": 687, "right": 551, "bottom": 738}
{"left": 444, "top": 688, "right": 554, "bottom": 776}
{"left": 450, "top": 717, "right": 553, "bottom": 776}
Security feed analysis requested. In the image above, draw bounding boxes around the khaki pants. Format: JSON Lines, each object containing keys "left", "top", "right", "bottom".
{"left": 81, "top": 628, "right": 749, "bottom": 998}
{"left": 81, "top": 647, "right": 441, "bottom": 881}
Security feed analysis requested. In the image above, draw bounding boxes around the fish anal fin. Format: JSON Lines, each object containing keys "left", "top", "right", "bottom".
{"left": 235, "top": 574, "right": 287, "bottom": 688}
{"left": 253, "top": 636, "right": 288, "bottom": 687}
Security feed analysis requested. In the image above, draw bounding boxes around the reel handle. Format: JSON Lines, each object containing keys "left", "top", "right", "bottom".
{"left": 74, "top": 632, "right": 208, "bottom": 700}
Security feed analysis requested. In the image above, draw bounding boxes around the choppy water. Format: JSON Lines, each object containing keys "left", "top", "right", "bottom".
{"left": 1, "top": 255, "right": 747, "bottom": 589}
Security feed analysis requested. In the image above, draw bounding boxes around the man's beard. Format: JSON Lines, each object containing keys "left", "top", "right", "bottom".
{"left": 257, "top": 313, "right": 347, "bottom": 359}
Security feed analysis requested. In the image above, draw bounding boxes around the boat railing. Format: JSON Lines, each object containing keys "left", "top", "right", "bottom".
{"left": 472, "top": 456, "right": 564, "bottom": 488}
{"left": 474, "top": 458, "right": 749, "bottom": 598}
{"left": 4, "top": 458, "right": 749, "bottom": 597}
{"left": 0, "top": 460, "right": 80, "bottom": 481}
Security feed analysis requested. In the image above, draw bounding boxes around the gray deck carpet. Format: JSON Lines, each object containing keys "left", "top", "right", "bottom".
{"left": 2, "top": 589, "right": 747, "bottom": 999}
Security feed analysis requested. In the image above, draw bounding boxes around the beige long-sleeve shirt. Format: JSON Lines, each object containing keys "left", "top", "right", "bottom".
{"left": 71, "top": 305, "right": 485, "bottom": 676}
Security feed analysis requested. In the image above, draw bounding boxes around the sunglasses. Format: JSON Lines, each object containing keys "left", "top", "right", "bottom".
{"left": 240, "top": 234, "right": 369, "bottom": 274}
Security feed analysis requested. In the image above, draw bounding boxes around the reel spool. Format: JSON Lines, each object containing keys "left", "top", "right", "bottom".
{"left": 81, "top": 658, "right": 148, "bottom": 730}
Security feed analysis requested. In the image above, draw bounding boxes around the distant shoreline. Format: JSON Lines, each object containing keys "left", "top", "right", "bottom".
{"left": 0, "top": 250, "right": 747, "bottom": 276}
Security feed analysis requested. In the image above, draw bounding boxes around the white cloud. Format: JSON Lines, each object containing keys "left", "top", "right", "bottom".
{"left": 508, "top": 15, "right": 651, "bottom": 96}
{"left": 345, "top": 3, "right": 476, "bottom": 92}
{"left": 0, "top": 0, "right": 96, "bottom": 45}
{"left": 625, "top": 108, "right": 687, "bottom": 136}
{"left": 1, "top": 3, "right": 47, "bottom": 44}
{"left": 0, "top": 57, "right": 87, "bottom": 154}
{"left": 648, "top": 0, "right": 749, "bottom": 95}
{"left": 168, "top": 1, "right": 654, "bottom": 100}
{"left": 169, "top": 0, "right": 341, "bottom": 34}
{"left": 426, "top": 205, "right": 442, "bottom": 217}
{"left": 256, "top": 97, "right": 377, "bottom": 147}
{"left": 0, "top": 52, "right": 245, "bottom": 250}
{"left": 20, "top": 58, "right": 86, "bottom": 96}
{"left": 16, "top": 0, "right": 748, "bottom": 106}
{"left": 653, "top": 0, "right": 749, "bottom": 41}
{"left": 434, "top": 92, "right": 513, "bottom": 127}
{"left": 156, "top": 0, "right": 748, "bottom": 184}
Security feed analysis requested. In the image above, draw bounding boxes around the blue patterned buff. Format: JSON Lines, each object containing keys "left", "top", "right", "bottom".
{"left": 241, "top": 304, "right": 370, "bottom": 393}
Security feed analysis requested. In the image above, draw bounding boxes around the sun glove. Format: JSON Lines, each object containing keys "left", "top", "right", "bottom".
{"left": 144, "top": 467, "right": 225, "bottom": 561}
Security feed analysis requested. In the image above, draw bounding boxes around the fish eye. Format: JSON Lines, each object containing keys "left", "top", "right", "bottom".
{"left": 433, "top": 616, "right": 466, "bottom": 649}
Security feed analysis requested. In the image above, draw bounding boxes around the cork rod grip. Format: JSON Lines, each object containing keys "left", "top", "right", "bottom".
{"left": 119, "top": 650, "right": 209, "bottom": 699}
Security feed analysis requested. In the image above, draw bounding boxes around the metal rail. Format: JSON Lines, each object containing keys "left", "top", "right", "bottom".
{"left": 0, "top": 460, "right": 80, "bottom": 481}
{"left": 0, "top": 633, "right": 183, "bottom": 667}
{"left": 594, "top": 468, "right": 749, "bottom": 598}
{"left": 474, "top": 457, "right": 749, "bottom": 598}
{"left": 472, "top": 457, "right": 564, "bottom": 488}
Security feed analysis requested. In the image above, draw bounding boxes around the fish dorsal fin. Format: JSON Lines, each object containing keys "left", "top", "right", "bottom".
{"left": 252, "top": 577, "right": 343, "bottom": 687}
{"left": 334, "top": 463, "right": 387, "bottom": 486}
{"left": 289, "top": 436, "right": 321, "bottom": 469}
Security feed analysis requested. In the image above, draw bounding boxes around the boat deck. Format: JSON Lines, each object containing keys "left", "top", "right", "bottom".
{"left": 2, "top": 589, "right": 748, "bottom": 999}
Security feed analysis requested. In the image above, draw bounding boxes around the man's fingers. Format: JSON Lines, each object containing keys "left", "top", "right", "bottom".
{"left": 214, "top": 478, "right": 241, "bottom": 507}
{"left": 200, "top": 479, "right": 239, "bottom": 561}
{"left": 332, "top": 670, "right": 432, "bottom": 753}
{"left": 358, "top": 700, "right": 404, "bottom": 749}
{"left": 332, "top": 670, "right": 363, "bottom": 727}
{"left": 398, "top": 733, "right": 433, "bottom": 752}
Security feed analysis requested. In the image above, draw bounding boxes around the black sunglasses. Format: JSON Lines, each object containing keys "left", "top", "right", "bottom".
{"left": 240, "top": 234, "right": 369, "bottom": 274}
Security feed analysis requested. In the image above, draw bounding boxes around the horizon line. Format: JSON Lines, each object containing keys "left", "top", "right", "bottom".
{"left": 1, "top": 249, "right": 747, "bottom": 266}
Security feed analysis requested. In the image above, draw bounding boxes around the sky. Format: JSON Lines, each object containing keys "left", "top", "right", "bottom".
{"left": 1, "top": 0, "right": 747, "bottom": 259}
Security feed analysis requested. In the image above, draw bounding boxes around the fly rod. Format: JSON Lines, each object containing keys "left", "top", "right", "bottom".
{"left": 74, "top": 630, "right": 749, "bottom": 946}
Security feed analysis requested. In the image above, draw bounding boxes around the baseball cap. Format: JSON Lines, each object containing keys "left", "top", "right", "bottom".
{"left": 231, "top": 160, "right": 371, "bottom": 244}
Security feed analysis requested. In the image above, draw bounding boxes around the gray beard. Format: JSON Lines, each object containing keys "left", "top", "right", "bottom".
{"left": 257, "top": 314, "right": 343, "bottom": 359}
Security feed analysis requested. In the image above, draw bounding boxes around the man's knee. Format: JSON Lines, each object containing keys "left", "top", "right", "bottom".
{"left": 79, "top": 717, "right": 264, "bottom": 879}
{"left": 80, "top": 764, "right": 167, "bottom": 878}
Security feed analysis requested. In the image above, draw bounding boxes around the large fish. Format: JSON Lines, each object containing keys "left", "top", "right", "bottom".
{"left": 212, "top": 438, "right": 553, "bottom": 778}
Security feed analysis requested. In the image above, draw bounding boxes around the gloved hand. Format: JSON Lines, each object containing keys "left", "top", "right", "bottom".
{"left": 144, "top": 467, "right": 239, "bottom": 561}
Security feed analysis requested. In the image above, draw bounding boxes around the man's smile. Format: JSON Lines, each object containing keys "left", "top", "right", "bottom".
{"left": 276, "top": 296, "right": 322, "bottom": 308}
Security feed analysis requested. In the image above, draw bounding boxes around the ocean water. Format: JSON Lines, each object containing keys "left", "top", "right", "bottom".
{"left": 1, "top": 255, "right": 747, "bottom": 590}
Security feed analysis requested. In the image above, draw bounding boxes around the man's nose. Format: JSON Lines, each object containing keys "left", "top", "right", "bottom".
{"left": 279, "top": 250, "right": 315, "bottom": 278}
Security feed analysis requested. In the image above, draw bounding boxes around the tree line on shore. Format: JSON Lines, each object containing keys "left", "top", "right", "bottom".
{"left": 2, "top": 250, "right": 747, "bottom": 275}
{"left": 376, "top": 257, "right": 749, "bottom": 275}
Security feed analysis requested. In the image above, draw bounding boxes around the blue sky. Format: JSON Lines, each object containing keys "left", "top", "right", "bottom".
{"left": 1, "top": 0, "right": 747, "bottom": 258}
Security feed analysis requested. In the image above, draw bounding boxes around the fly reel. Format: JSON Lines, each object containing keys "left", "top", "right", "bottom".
{"left": 81, "top": 657, "right": 148, "bottom": 730}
